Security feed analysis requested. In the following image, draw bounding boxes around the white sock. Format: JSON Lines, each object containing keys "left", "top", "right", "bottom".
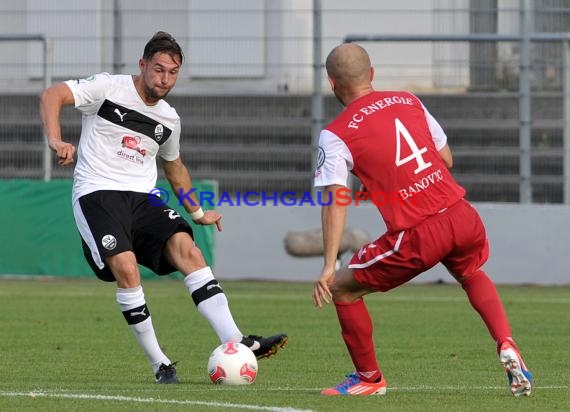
{"left": 116, "top": 286, "right": 171, "bottom": 373}
{"left": 184, "top": 266, "right": 242, "bottom": 343}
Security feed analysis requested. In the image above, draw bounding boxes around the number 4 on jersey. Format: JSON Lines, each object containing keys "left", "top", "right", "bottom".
{"left": 394, "top": 118, "right": 432, "bottom": 174}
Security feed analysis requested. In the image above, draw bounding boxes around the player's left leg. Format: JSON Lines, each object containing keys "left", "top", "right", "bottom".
{"left": 457, "top": 269, "right": 533, "bottom": 396}
{"left": 498, "top": 338, "right": 533, "bottom": 396}
{"left": 164, "top": 232, "right": 287, "bottom": 359}
{"left": 457, "top": 270, "right": 512, "bottom": 348}
{"left": 321, "top": 267, "right": 387, "bottom": 396}
{"left": 444, "top": 200, "right": 532, "bottom": 396}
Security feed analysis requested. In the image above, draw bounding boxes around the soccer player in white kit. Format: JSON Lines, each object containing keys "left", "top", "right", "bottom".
{"left": 40, "top": 31, "right": 287, "bottom": 384}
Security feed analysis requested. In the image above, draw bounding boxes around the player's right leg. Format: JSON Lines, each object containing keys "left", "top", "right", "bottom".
{"left": 323, "top": 228, "right": 426, "bottom": 396}
{"left": 321, "top": 267, "right": 386, "bottom": 396}
{"left": 107, "top": 252, "right": 179, "bottom": 384}
{"left": 322, "top": 372, "right": 387, "bottom": 396}
{"left": 74, "top": 191, "right": 178, "bottom": 384}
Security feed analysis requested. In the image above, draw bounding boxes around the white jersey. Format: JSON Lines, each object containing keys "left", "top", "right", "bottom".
{"left": 65, "top": 72, "right": 181, "bottom": 203}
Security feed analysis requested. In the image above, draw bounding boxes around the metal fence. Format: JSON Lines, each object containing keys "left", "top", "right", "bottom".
{"left": 0, "top": 1, "right": 569, "bottom": 203}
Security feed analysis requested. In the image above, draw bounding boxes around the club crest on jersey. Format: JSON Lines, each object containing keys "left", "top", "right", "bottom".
{"left": 76, "top": 74, "right": 96, "bottom": 84}
{"left": 314, "top": 147, "right": 326, "bottom": 178}
{"left": 154, "top": 124, "right": 164, "bottom": 141}
{"left": 101, "top": 234, "right": 117, "bottom": 250}
{"left": 316, "top": 146, "right": 326, "bottom": 169}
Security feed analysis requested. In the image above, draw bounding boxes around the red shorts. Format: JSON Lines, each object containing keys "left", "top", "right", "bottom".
{"left": 348, "top": 199, "right": 489, "bottom": 292}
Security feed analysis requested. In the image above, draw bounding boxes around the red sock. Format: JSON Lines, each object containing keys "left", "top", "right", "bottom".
{"left": 461, "top": 270, "right": 512, "bottom": 346}
{"left": 334, "top": 299, "right": 382, "bottom": 383}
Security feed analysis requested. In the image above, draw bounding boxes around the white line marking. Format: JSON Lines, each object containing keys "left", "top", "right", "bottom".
{"left": 0, "top": 391, "right": 314, "bottom": 412}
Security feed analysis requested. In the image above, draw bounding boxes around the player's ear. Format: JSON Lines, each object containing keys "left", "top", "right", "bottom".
{"left": 369, "top": 66, "right": 374, "bottom": 82}
{"left": 327, "top": 76, "right": 336, "bottom": 91}
{"left": 138, "top": 58, "right": 146, "bottom": 72}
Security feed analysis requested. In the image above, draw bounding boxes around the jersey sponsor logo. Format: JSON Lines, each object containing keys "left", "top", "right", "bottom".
{"left": 98, "top": 99, "right": 173, "bottom": 144}
{"left": 154, "top": 124, "right": 164, "bottom": 141}
{"left": 114, "top": 108, "right": 128, "bottom": 122}
{"left": 101, "top": 234, "right": 117, "bottom": 250}
{"left": 116, "top": 149, "right": 144, "bottom": 165}
{"left": 347, "top": 95, "right": 415, "bottom": 130}
{"left": 121, "top": 135, "right": 146, "bottom": 156}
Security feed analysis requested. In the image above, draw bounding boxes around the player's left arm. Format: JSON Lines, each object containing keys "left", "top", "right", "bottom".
{"left": 422, "top": 104, "right": 454, "bottom": 168}
{"left": 162, "top": 157, "right": 222, "bottom": 231}
{"left": 438, "top": 144, "right": 453, "bottom": 168}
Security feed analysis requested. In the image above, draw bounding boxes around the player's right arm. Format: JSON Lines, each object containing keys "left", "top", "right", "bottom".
{"left": 313, "top": 129, "right": 353, "bottom": 308}
{"left": 313, "top": 184, "right": 347, "bottom": 308}
{"left": 39, "top": 83, "right": 76, "bottom": 166}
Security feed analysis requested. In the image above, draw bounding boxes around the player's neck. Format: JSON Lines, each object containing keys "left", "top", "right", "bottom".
{"left": 343, "top": 86, "right": 374, "bottom": 106}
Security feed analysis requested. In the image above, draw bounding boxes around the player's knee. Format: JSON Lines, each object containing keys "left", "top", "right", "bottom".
{"left": 116, "top": 258, "right": 137, "bottom": 272}
{"left": 106, "top": 252, "right": 138, "bottom": 273}
{"left": 167, "top": 232, "right": 206, "bottom": 265}
{"left": 186, "top": 243, "right": 206, "bottom": 265}
{"left": 330, "top": 271, "right": 371, "bottom": 303}
{"left": 457, "top": 269, "right": 487, "bottom": 285}
{"left": 329, "top": 283, "right": 358, "bottom": 303}
{"left": 329, "top": 287, "right": 346, "bottom": 301}
{"left": 111, "top": 262, "right": 141, "bottom": 288}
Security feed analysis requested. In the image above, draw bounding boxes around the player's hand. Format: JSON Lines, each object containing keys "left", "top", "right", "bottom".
{"left": 313, "top": 266, "right": 335, "bottom": 308}
{"left": 194, "top": 210, "right": 223, "bottom": 232}
{"left": 48, "top": 139, "right": 76, "bottom": 166}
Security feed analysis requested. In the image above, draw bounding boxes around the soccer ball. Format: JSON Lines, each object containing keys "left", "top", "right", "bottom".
{"left": 207, "top": 342, "right": 258, "bottom": 385}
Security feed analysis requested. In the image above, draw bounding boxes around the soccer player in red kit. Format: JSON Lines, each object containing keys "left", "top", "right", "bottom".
{"left": 313, "top": 43, "right": 533, "bottom": 397}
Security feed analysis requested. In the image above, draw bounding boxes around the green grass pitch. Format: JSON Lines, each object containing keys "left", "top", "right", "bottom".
{"left": 0, "top": 278, "right": 568, "bottom": 411}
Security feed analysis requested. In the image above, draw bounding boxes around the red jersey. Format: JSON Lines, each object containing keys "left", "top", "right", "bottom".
{"left": 314, "top": 91, "right": 465, "bottom": 232}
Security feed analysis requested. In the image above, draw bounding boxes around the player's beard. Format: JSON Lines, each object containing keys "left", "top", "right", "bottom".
{"left": 146, "top": 85, "right": 171, "bottom": 102}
